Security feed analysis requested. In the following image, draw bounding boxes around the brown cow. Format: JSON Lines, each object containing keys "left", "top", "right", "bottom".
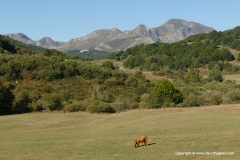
{"left": 134, "top": 135, "right": 148, "bottom": 148}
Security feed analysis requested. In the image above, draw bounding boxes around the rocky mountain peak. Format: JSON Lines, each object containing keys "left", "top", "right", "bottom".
{"left": 136, "top": 24, "right": 148, "bottom": 29}
{"left": 6, "top": 33, "right": 33, "bottom": 44}
{"left": 36, "top": 37, "right": 64, "bottom": 48}
{"left": 37, "top": 37, "right": 55, "bottom": 46}
{"left": 17, "top": 33, "right": 33, "bottom": 41}
{"left": 134, "top": 24, "right": 149, "bottom": 34}
{"left": 6, "top": 19, "right": 214, "bottom": 52}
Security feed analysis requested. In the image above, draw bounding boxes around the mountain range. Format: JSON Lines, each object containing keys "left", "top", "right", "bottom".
{"left": 6, "top": 19, "right": 214, "bottom": 52}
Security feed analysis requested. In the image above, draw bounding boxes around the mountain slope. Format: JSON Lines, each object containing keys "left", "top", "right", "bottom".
{"left": 59, "top": 19, "right": 213, "bottom": 52}
{"left": 6, "top": 33, "right": 64, "bottom": 49}
{"left": 7, "top": 33, "right": 34, "bottom": 44}
{"left": 6, "top": 19, "right": 214, "bottom": 52}
{"left": 109, "top": 26, "right": 240, "bottom": 72}
{"left": 37, "top": 37, "right": 65, "bottom": 49}
{"left": 152, "top": 19, "right": 214, "bottom": 42}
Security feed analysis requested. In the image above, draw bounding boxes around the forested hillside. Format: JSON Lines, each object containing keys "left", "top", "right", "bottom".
{"left": 109, "top": 26, "right": 240, "bottom": 72}
{"left": 108, "top": 27, "right": 240, "bottom": 108}
{"left": 1, "top": 26, "right": 240, "bottom": 115}
{"left": 0, "top": 35, "right": 152, "bottom": 114}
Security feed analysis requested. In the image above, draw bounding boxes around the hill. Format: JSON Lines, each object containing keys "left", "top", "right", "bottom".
{"left": 109, "top": 26, "right": 240, "bottom": 72}
{"left": 0, "top": 34, "right": 151, "bottom": 114}
{"left": 6, "top": 19, "right": 213, "bottom": 53}
{"left": 1, "top": 26, "right": 240, "bottom": 114}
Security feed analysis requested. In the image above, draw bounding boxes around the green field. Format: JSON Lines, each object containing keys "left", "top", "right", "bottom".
{"left": 0, "top": 105, "right": 239, "bottom": 160}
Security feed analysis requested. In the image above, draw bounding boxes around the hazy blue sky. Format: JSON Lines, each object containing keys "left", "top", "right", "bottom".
{"left": 1, "top": 0, "right": 239, "bottom": 41}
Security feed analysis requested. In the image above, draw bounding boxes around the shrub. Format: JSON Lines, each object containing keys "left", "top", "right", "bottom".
{"left": 224, "top": 88, "right": 240, "bottom": 103}
{"left": 162, "top": 100, "right": 176, "bottom": 108}
{"left": 64, "top": 100, "right": 89, "bottom": 112}
{"left": 0, "top": 83, "right": 14, "bottom": 115}
{"left": 184, "top": 68, "right": 201, "bottom": 83}
{"left": 139, "top": 93, "right": 151, "bottom": 109}
{"left": 209, "top": 93, "right": 223, "bottom": 105}
{"left": 149, "top": 80, "right": 183, "bottom": 108}
{"left": 101, "top": 61, "right": 115, "bottom": 70}
{"left": 87, "top": 100, "right": 115, "bottom": 113}
{"left": 208, "top": 64, "right": 223, "bottom": 82}
{"left": 14, "top": 91, "right": 32, "bottom": 113}
{"left": 184, "top": 94, "right": 204, "bottom": 107}
{"left": 31, "top": 102, "right": 44, "bottom": 112}
{"left": 42, "top": 94, "right": 63, "bottom": 111}
{"left": 222, "top": 97, "right": 232, "bottom": 104}
{"left": 111, "top": 98, "right": 132, "bottom": 112}
{"left": 131, "top": 102, "right": 140, "bottom": 109}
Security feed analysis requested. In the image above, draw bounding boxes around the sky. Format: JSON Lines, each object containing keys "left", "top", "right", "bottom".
{"left": 1, "top": 0, "right": 239, "bottom": 42}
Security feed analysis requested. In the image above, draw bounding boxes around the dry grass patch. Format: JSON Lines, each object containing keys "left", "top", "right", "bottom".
{"left": 0, "top": 105, "right": 239, "bottom": 160}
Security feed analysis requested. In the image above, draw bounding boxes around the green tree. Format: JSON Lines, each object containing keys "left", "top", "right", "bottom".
{"left": 220, "top": 48, "right": 234, "bottom": 61}
{"left": 185, "top": 68, "right": 201, "bottom": 83}
{"left": 45, "top": 94, "right": 63, "bottom": 111}
{"left": 0, "top": 84, "right": 14, "bottom": 115}
{"left": 101, "top": 61, "right": 115, "bottom": 70}
{"left": 14, "top": 91, "right": 31, "bottom": 113}
{"left": 208, "top": 64, "right": 223, "bottom": 82}
{"left": 149, "top": 80, "right": 183, "bottom": 108}
{"left": 150, "top": 63, "right": 158, "bottom": 71}
{"left": 5, "top": 62, "right": 22, "bottom": 80}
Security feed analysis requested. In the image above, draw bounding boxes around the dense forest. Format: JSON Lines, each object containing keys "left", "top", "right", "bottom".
{"left": 109, "top": 26, "right": 240, "bottom": 72}
{"left": 1, "top": 26, "right": 240, "bottom": 115}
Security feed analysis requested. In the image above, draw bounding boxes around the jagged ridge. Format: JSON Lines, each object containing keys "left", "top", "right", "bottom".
{"left": 6, "top": 19, "right": 214, "bottom": 52}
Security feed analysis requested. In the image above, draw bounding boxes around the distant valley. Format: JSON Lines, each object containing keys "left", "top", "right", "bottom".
{"left": 6, "top": 19, "right": 214, "bottom": 53}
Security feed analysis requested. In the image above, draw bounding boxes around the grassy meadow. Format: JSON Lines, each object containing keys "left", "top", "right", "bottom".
{"left": 0, "top": 105, "right": 239, "bottom": 160}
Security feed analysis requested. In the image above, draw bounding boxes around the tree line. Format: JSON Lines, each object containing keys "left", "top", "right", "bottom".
{"left": 109, "top": 27, "right": 240, "bottom": 71}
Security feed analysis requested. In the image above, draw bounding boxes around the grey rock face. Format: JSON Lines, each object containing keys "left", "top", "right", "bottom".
{"left": 6, "top": 33, "right": 33, "bottom": 44}
{"left": 6, "top": 19, "right": 214, "bottom": 52}
{"left": 36, "top": 37, "right": 65, "bottom": 49}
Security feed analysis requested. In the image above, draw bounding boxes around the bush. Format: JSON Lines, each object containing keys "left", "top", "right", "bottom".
{"left": 131, "top": 102, "right": 140, "bottom": 109}
{"left": 208, "top": 64, "right": 223, "bottom": 82}
{"left": 0, "top": 83, "right": 14, "bottom": 115}
{"left": 87, "top": 100, "right": 115, "bottom": 113}
{"left": 42, "top": 94, "right": 63, "bottom": 111}
{"left": 31, "top": 102, "right": 44, "bottom": 112}
{"left": 111, "top": 98, "right": 132, "bottom": 112}
{"left": 139, "top": 93, "right": 151, "bottom": 109}
{"left": 64, "top": 100, "right": 89, "bottom": 112}
{"left": 149, "top": 80, "right": 183, "bottom": 108}
{"left": 209, "top": 93, "right": 223, "bottom": 105}
{"left": 14, "top": 91, "right": 32, "bottom": 113}
{"left": 224, "top": 88, "right": 240, "bottom": 103}
{"left": 162, "top": 100, "right": 176, "bottom": 108}
{"left": 184, "top": 94, "right": 204, "bottom": 107}
{"left": 101, "top": 61, "right": 115, "bottom": 70}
